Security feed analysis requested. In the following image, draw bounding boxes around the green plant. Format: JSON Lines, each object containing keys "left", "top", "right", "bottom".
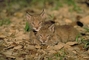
{"left": 0, "top": 20, "right": 3, "bottom": 26}
{"left": 64, "top": 0, "right": 76, "bottom": 6}
{"left": 30, "top": 0, "right": 45, "bottom": 7}
{"left": 24, "top": 22, "right": 30, "bottom": 32}
{"left": 54, "top": 49, "right": 66, "bottom": 60}
{"left": 76, "top": 34, "right": 81, "bottom": 42}
{"left": 75, "top": 28, "right": 89, "bottom": 50}
{"left": 47, "top": 57, "right": 52, "bottom": 60}
{"left": 84, "top": 41, "right": 89, "bottom": 49}
{"left": 84, "top": 27, "right": 89, "bottom": 32}
{"left": 72, "top": 4, "right": 82, "bottom": 13}
{"left": 0, "top": 18, "right": 11, "bottom": 26}
{"left": 4, "top": 18, "right": 11, "bottom": 25}
{"left": 64, "top": 0, "right": 82, "bottom": 13}
{"left": 54, "top": 0, "right": 63, "bottom": 10}
{"left": 79, "top": 38, "right": 89, "bottom": 50}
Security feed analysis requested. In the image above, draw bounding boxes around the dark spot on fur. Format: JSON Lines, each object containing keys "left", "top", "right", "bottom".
{"left": 32, "top": 29, "right": 37, "bottom": 35}
{"left": 77, "top": 21, "right": 83, "bottom": 27}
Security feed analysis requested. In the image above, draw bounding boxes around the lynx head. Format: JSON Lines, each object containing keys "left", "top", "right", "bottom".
{"left": 36, "top": 25, "right": 54, "bottom": 45}
{"left": 26, "top": 10, "right": 45, "bottom": 31}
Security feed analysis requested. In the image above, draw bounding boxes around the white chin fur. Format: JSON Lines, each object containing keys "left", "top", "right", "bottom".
{"left": 42, "top": 43, "right": 46, "bottom": 45}
{"left": 33, "top": 28, "right": 40, "bottom": 31}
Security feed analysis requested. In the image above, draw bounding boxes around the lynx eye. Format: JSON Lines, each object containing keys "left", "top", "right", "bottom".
{"left": 47, "top": 35, "right": 50, "bottom": 37}
{"left": 31, "top": 22, "right": 35, "bottom": 26}
{"left": 32, "top": 22, "right": 34, "bottom": 25}
{"left": 47, "top": 35, "right": 50, "bottom": 39}
{"left": 39, "top": 35, "right": 42, "bottom": 37}
{"left": 39, "top": 22, "right": 42, "bottom": 25}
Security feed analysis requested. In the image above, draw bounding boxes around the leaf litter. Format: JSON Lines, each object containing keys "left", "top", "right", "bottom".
{"left": 0, "top": 2, "right": 89, "bottom": 60}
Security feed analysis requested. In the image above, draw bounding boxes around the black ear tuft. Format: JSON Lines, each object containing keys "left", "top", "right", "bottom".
{"left": 77, "top": 21, "right": 83, "bottom": 27}
{"left": 81, "top": 33, "right": 86, "bottom": 36}
{"left": 50, "top": 20, "right": 55, "bottom": 24}
{"left": 85, "top": 1, "right": 89, "bottom": 7}
{"left": 49, "top": 24, "right": 55, "bottom": 33}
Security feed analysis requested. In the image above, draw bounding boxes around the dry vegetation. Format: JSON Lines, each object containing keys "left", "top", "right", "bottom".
{"left": 0, "top": 0, "right": 89, "bottom": 60}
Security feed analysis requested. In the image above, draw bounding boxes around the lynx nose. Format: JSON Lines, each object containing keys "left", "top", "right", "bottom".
{"left": 33, "top": 27, "right": 39, "bottom": 31}
{"left": 41, "top": 42, "right": 46, "bottom": 45}
{"left": 41, "top": 43, "right": 46, "bottom": 46}
{"left": 41, "top": 39, "right": 47, "bottom": 45}
{"left": 35, "top": 27, "right": 38, "bottom": 29}
{"left": 35, "top": 27, "right": 40, "bottom": 31}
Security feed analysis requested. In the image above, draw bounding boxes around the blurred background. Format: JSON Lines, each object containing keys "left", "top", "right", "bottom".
{"left": 0, "top": 0, "right": 89, "bottom": 26}
{"left": 0, "top": 0, "right": 89, "bottom": 16}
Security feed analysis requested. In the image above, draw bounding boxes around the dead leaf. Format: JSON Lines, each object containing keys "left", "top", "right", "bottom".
{"left": 25, "top": 45, "right": 35, "bottom": 50}
{"left": 16, "top": 57, "right": 24, "bottom": 60}
{"left": 48, "top": 50, "right": 56, "bottom": 54}
{"left": 47, "top": 46, "right": 53, "bottom": 51}
{"left": 66, "top": 42, "right": 78, "bottom": 46}
{"left": 13, "top": 45, "right": 22, "bottom": 49}
{"left": 35, "top": 45, "right": 41, "bottom": 49}
{"left": 3, "top": 50, "right": 14, "bottom": 58}
{"left": 14, "top": 12, "right": 24, "bottom": 18}
{"left": 53, "top": 43, "right": 65, "bottom": 50}
{"left": 0, "top": 34, "right": 6, "bottom": 38}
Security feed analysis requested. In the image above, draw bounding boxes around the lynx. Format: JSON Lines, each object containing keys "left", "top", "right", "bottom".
{"left": 29, "top": 20, "right": 55, "bottom": 45}
{"left": 36, "top": 23, "right": 60, "bottom": 46}
{"left": 54, "top": 25, "right": 79, "bottom": 43}
{"left": 36, "top": 24, "right": 54, "bottom": 45}
{"left": 26, "top": 10, "right": 45, "bottom": 31}
{"left": 29, "top": 30, "right": 41, "bottom": 45}
{"left": 36, "top": 22, "right": 79, "bottom": 45}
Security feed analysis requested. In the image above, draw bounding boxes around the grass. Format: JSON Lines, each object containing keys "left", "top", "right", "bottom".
{"left": 4, "top": 0, "right": 30, "bottom": 7}
{"left": 0, "top": 18, "right": 11, "bottom": 26}
{"left": 1, "top": 0, "right": 82, "bottom": 13}
{"left": 72, "top": 4, "right": 82, "bottom": 13}
{"left": 3, "top": 0, "right": 31, "bottom": 15}
{"left": 56, "top": 50, "right": 65, "bottom": 60}
{"left": 64, "top": 0, "right": 75, "bottom": 6}
{"left": 76, "top": 34, "right": 82, "bottom": 42}
{"left": 78, "top": 38, "right": 89, "bottom": 50}
{"left": 83, "top": 27, "right": 89, "bottom": 50}
{"left": 64, "top": 0, "right": 82, "bottom": 13}
{"left": 24, "top": 22, "right": 31, "bottom": 32}
{"left": 46, "top": 49, "right": 66, "bottom": 60}
{"left": 53, "top": 49, "right": 66, "bottom": 60}
{"left": 76, "top": 27, "right": 89, "bottom": 50}
{"left": 84, "top": 27, "right": 89, "bottom": 32}
{"left": 84, "top": 41, "right": 89, "bottom": 49}
{"left": 53, "top": 0, "right": 63, "bottom": 10}
{"left": 47, "top": 57, "right": 52, "bottom": 60}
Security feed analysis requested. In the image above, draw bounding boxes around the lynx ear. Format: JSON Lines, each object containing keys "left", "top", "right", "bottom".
{"left": 40, "top": 9, "right": 44, "bottom": 16}
{"left": 40, "top": 9, "right": 46, "bottom": 19}
{"left": 26, "top": 13, "right": 32, "bottom": 21}
{"left": 49, "top": 24, "right": 55, "bottom": 33}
